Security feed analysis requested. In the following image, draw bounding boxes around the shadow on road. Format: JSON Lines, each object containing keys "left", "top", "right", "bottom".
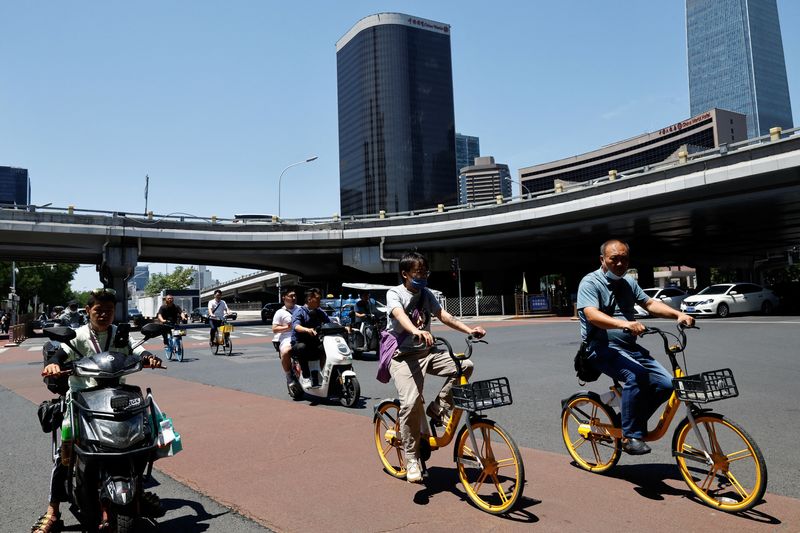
{"left": 411, "top": 466, "right": 539, "bottom": 523}
{"left": 584, "top": 462, "right": 783, "bottom": 525}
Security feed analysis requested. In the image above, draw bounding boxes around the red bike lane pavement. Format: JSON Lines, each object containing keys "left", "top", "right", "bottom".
{"left": 2, "top": 347, "right": 798, "bottom": 533}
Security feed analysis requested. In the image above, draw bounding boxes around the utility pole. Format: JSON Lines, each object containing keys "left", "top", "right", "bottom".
{"left": 144, "top": 174, "right": 149, "bottom": 216}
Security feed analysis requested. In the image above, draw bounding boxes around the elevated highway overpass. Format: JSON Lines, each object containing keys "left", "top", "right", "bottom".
{"left": 2, "top": 131, "right": 800, "bottom": 303}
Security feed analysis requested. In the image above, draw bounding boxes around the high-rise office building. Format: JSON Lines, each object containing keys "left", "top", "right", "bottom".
{"left": 459, "top": 156, "right": 511, "bottom": 204}
{"left": 337, "top": 13, "right": 457, "bottom": 216}
{"left": 687, "top": 0, "right": 793, "bottom": 138}
{"left": 0, "top": 166, "right": 30, "bottom": 206}
{"left": 131, "top": 265, "right": 150, "bottom": 291}
{"left": 456, "top": 133, "right": 480, "bottom": 177}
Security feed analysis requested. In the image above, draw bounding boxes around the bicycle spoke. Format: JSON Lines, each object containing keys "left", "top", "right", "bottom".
{"left": 699, "top": 468, "right": 717, "bottom": 492}
{"left": 490, "top": 474, "right": 509, "bottom": 504}
{"left": 572, "top": 436, "right": 587, "bottom": 450}
{"left": 727, "top": 448, "right": 754, "bottom": 463}
{"left": 724, "top": 470, "right": 749, "bottom": 499}
{"left": 496, "top": 457, "right": 516, "bottom": 468}
{"left": 704, "top": 422, "right": 721, "bottom": 455}
{"left": 472, "top": 470, "right": 489, "bottom": 493}
{"left": 590, "top": 440, "right": 601, "bottom": 464}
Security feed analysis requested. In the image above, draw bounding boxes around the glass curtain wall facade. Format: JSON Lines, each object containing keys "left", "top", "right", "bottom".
{"left": 456, "top": 133, "right": 480, "bottom": 176}
{"left": 337, "top": 14, "right": 457, "bottom": 216}
{"left": 687, "top": 0, "right": 793, "bottom": 138}
{"left": 0, "top": 166, "right": 30, "bottom": 206}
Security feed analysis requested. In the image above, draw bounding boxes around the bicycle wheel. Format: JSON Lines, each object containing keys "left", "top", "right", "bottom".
{"left": 176, "top": 338, "right": 184, "bottom": 362}
{"left": 455, "top": 419, "right": 525, "bottom": 515}
{"left": 373, "top": 400, "right": 406, "bottom": 479}
{"left": 224, "top": 335, "right": 233, "bottom": 356}
{"left": 672, "top": 412, "right": 767, "bottom": 512}
{"left": 560, "top": 394, "right": 621, "bottom": 473}
{"left": 165, "top": 344, "right": 173, "bottom": 361}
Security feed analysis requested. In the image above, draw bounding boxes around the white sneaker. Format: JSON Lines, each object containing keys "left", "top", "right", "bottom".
{"left": 406, "top": 458, "right": 423, "bottom": 483}
{"left": 300, "top": 377, "right": 312, "bottom": 389}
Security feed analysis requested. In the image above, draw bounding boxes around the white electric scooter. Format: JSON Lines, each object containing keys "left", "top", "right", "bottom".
{"left": 287, "top": 323, "right": 361, "bottom": 407}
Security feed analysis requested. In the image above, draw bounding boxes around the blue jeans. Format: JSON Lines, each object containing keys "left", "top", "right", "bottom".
{"left": 588, "top": 343, "right": 673, "bottom": 439}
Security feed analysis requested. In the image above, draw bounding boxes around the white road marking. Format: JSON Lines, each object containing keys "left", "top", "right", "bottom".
{"left": 241, "top": 332, "right": 268, "bottom": 337}
{"left": 0, "top": 348, "right": 8, "bottom": 354}
{"left": 29, "top": 346, "right": 44, "bottom": 351}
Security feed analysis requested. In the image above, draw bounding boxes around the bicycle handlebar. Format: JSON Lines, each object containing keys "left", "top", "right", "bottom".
{"left": 638, "top": 324, "right": 700, "bottom": 355}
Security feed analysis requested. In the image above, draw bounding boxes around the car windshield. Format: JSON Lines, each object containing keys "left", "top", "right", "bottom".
{"left": 697, "top": 285, "right": 732, "bottom": 295}
{"left": 643, "top": 289, "right": 658, "bottom": 298}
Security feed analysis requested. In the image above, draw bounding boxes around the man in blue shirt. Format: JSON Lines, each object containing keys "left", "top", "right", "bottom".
{"left": 577, "top": 239, "right": 694, "bottom": 455}
{"left": 291, "top": 288, "right": 331, "bottom": 388}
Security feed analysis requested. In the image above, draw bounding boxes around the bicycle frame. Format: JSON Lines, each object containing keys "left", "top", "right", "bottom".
{"left": 569, "top": 326, "right": 708, "bottom": 444}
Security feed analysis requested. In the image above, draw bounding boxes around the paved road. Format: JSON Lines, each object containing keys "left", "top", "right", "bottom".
{"left": 2, "top": 316, "right": 799, "bottom": 531}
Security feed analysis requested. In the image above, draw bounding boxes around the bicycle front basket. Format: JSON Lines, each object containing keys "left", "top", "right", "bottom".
{"left": 673, "top": 368, "right": 738, "bottom": 403}
{"left": 452, "top": 377, "right": 512, "bottom": 412}
{"left": 219, "top": 324, "right": 234, "bottom": 333}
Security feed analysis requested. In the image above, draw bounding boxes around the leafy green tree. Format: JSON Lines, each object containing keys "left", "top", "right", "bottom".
{"left": 0, "top": 262, "right": 78, "bottom": 312}
{"left": 144, "top": 266, "right": 195, "bottom": 296}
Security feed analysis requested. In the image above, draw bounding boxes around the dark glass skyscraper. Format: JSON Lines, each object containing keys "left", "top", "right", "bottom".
{"left": 687, "top": 0, "right": 793, "bottom": 138}
{"left": 337, "top": 13, "right": 457, "bottom": 216}
{"left": 456, "top": 133, "right": 480, "bottom": 175}
{"left": 0, "top": 166, "right": 30, "bottom": 206}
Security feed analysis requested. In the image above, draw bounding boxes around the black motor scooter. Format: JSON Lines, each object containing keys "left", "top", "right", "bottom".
{"left": 43, "top": 322, "right": 173, "bottom": 532}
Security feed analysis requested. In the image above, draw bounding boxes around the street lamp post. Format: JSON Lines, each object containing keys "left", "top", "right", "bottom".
{"left": 278, "top": 156, "right": 318, "bottom": 219}
{"left": 504, "top": 176, "right": 532, "bottom": 199}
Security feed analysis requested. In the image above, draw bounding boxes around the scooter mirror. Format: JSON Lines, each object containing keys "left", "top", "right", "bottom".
{"left": 140, "top": 322, "right": 171, "bottom": 339}
{"left": 43, "top": 326, "right": 77, "bottom": 343}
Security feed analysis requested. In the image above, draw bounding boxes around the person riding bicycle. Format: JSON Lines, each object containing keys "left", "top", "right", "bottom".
{"left": 207, "top": 290, "right": 231, "bottom": 347}
{"left": 577, "top": 239, "right": 694, "bottom": 456}
{"left": 291, "top": 288, "right": 330, "bottom": 388}
{"left": 157, "top": 293, "right": 188, "bottom": 346}
{"left": 58, "top": 300, "right": 83, "bottom": 326}
{"left": 272, "top": 288, "right": 298, "bottom": 387}
{"left": 35, "top": 288, "right": 164, "bottom": 533}
{"left": 386, "top": 251, "right": 485, "bottom": 483}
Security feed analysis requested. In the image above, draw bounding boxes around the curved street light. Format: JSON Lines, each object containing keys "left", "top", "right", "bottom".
{"left": 504, "top": 176, "right": 532, "bottom": 198}
{"left": 278, "top": 156, "right": 318, "bottom": 218}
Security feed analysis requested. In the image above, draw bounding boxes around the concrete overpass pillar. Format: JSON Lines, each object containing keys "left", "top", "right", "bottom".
{"left": 100, "top": 245, "right": 138, "bottom": 320}
{"left": 695, "top": 266, "right": 711, "bottom": 291}
{"left": 636, "top": 265, "right": 655, "bottom": 288}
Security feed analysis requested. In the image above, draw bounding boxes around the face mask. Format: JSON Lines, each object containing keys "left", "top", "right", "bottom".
{"left": 410, "top": 278, "right": 428, "bottom": 290}
{"left": 604, "top": 269, "right": 623, "bottom": 281}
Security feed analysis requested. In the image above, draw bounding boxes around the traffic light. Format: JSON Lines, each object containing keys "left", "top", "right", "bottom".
{"left": 450, "top": 258, "right": 459, "bottom": 280}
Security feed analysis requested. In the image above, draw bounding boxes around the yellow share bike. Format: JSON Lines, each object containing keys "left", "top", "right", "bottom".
{"left": 373, "top": 336, "right": 525, "bottom": 515}
{"left": 561, "top": 325, "right": 767, "bottom": 512}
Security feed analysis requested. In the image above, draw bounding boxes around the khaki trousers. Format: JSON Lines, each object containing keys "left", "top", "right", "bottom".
{"left": 389, "top": 349, "right": 473, "bottom": 460}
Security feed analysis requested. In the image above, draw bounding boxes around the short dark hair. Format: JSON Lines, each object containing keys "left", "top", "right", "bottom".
{"left": 305, "top": 288, "right": 322, "bottom": 301}
{"left": 87, "top": 289, "right": 117, "bottom": 307}
{"left": 600, "top": 239, "right": 630, "bottom": 256}
{"left": 281, "top": 287, "right": 297, "bottom": 298}
{"left": 213, "top": 290, "right": 222, "bottom": 296}
{"left": 399, "top": 251, "right": 428, "bottom": 275}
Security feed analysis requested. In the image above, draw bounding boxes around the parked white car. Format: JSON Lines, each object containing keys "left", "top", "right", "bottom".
{"left": 634, "top": 287, "right": 688, "bottom": 317}
{"left": 680, "top": 283, "right": 779, "bottom": 318}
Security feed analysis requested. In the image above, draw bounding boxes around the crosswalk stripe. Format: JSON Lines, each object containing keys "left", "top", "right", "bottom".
{"left": 241, "top": 332, "right": 268, "bottom": 337}
{"left": 0, "top": 348, "right": 8, "bottom": 354}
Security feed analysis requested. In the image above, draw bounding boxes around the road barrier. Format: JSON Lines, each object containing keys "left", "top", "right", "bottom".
{"left": 5, "top": 324, "right": 27, "bottom": 346}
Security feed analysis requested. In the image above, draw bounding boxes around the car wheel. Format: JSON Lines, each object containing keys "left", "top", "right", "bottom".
{"left": 716, "top": 302, "right": 730, "bottom": 318}
{"left": 761, "top": 301, "right": 774, "bottom": 315}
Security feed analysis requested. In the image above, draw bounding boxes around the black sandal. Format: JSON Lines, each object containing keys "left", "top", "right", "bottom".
{"left": 140, "top": 491, "right": 165, "bottom": 518}
{"left": 31, "top": 510, "right": 62, "bottom": 533}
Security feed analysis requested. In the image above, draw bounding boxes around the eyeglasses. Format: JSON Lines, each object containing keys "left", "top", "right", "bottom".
{"left": 91, "top": 288, "right": 117, "bottom": 296}
{"left": 410, "top": 270, "right": 431, "bottom": 278}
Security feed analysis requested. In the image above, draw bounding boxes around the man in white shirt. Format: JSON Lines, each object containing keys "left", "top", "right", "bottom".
{"left": 271, "top": 288, "right": 298, "bottom": 386}
{"left": 207, "top": 290, "right": 230, "bottom": 347}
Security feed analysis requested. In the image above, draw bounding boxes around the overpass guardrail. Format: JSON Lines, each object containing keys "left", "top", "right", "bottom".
{"left": 2, "top": 126, "right": 798, "bottom": 228}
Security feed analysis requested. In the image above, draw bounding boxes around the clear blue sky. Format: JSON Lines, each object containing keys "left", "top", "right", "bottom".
{"left": 3, "top": 1, "right": 798, "bottom": 290}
